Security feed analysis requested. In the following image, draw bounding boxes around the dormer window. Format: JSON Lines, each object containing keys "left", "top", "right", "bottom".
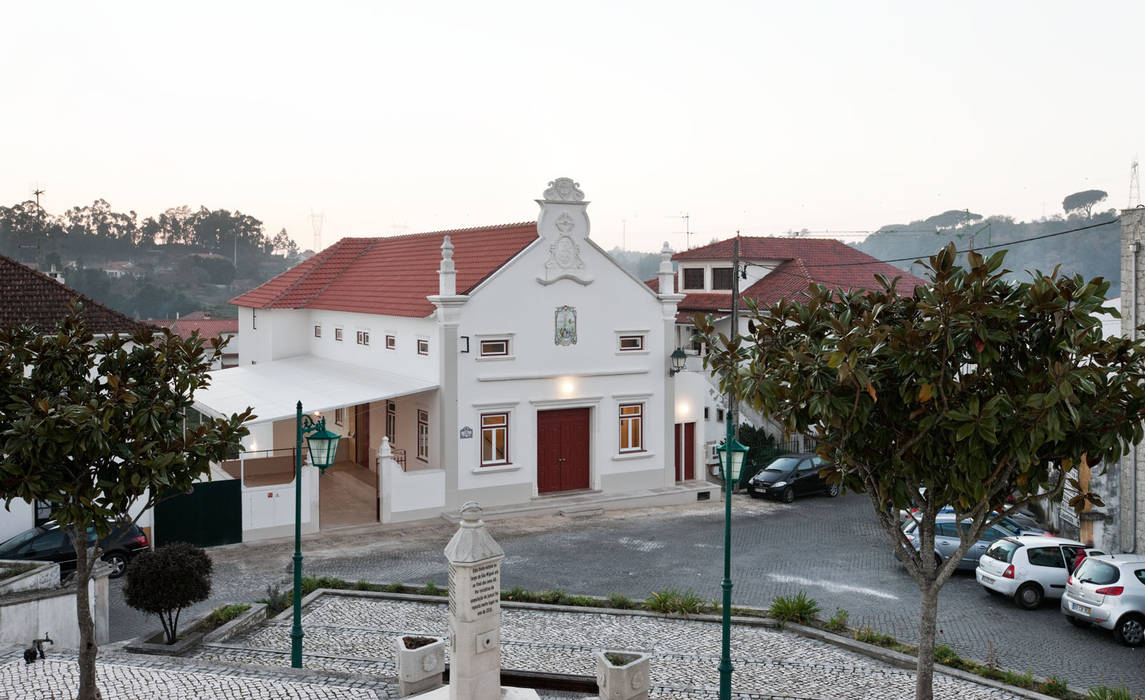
{"left": 711, "top": 267, "right": 734, "bottom": 290}
{"left": 682, "top": 268, "right": 704, "bottom": 291}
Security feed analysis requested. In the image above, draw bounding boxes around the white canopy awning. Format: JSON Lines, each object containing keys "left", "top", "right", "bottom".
{"left": 193, "top": 356, "right": 437, "bottom": 425}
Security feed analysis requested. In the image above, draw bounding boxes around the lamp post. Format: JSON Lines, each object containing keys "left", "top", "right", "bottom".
{"left": 668, "top": 347, "right": 688, "bottom": 376}
{"left": 716, "top": 422, "right": 748, "bottom": 699}
{"left": 291, "top": 401, "right": 342, "bottom": 668}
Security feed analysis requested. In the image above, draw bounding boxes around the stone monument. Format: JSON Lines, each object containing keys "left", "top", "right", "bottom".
{"left": 416, "top": 501, "right": 536, "bottom": 700}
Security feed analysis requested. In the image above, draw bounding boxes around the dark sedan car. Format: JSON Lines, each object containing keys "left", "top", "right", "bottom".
{"left": 0, "top": 521, "right": 149, "bottom": 579}
{"left": 746, "top": 453, "right": 839, "bottom": 503}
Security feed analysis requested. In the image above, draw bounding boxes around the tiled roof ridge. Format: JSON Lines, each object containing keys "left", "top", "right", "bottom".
{"left": 291, "top": 239, "right": 379, "bottom": 309}
{"left": 346, "top": 221, "right": 537, "bottom": 244}
{"left": 0, "top": 254, "right": 149, "bottom": 333}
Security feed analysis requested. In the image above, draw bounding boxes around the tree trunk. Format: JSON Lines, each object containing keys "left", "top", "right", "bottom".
{"left": 72, "top": 532, "right": 101, "bottom": 700}
{"left": 915, "top": 580, "right": 940, "bottom": 700}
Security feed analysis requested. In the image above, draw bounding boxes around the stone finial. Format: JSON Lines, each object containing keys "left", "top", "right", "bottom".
{"left": 658, "top": 241, "right": 676, "bottom": 295}
{"left": 438, "top": 235, "right": 456, "bottom": 296}
{"left": 542, "top": 177, "right": 584, "bottom": 202}
{"left": 460, "top": 501, "right": 483, "bottom": 525}
{"left": 445, "top": 501, "right": 503, "bottom": 564}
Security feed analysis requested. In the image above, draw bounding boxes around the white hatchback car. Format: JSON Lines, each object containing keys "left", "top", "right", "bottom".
{"left": 1061, "top": 554, "right": 1145, "bottom": 646}
{"left": 976, "top": 536, "right": 1102, "bottom": 609}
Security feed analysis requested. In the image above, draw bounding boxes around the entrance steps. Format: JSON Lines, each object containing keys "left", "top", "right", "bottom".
{"left": 441, "top": 481, "right": 713, "bottom": 523}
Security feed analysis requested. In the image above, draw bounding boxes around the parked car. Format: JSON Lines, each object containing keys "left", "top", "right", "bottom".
{"left": 0, "top": 521, "right": 149, "bottom": 579}
{"left": 1060, "top": 553, "right": 1145, "bottom": 646}
{"left": 899, "top": 500, "right": 1051, "bottom": 536}
{"left": 975, "top": 535, "right": 1103, "bottom": 609}
{"left": 745, "top": 454, "right": 839, "bottom": 503}
{"left": 901, "top": 514, "right": 1022, "bottom": 571}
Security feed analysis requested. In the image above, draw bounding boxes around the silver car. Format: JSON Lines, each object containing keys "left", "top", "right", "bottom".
{"left": 902, "top": 514, "right": 1020, "bottom": 571}
{"left": 1060, "top": 554, "right": 1145, "bottom": 646}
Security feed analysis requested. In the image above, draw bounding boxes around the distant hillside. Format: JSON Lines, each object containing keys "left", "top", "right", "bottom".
{"left": 855, "top": 209, "right": 1121, "bottom": 291}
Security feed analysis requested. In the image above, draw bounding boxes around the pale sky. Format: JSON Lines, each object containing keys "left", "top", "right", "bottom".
{"left": 3, "top": 1, "right": 1141, "bottom": 253}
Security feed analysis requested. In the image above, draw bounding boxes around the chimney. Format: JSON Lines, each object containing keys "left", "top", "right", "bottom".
{"left": 658, "top": 241, "right": 675, "bottom": 294}
{"left": 438, "top": 235, "right": 456, "bottom": 296}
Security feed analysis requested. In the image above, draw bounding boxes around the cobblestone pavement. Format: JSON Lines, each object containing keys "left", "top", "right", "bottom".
{"left": 190, "top": 593, "right": 1023, "bottom": 699}
{"left": 109, "top": 493, "right": 1144, "bottom": 694}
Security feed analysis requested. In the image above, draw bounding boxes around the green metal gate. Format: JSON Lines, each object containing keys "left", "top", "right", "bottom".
{"left": 154, "top": 480, "right": 242, "bottom": 548}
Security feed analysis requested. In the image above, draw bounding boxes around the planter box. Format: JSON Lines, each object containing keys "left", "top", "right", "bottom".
{"left": 126, "top": 603, "right": 258, "bottom": 656}
{"left": 594, "top": 650, "right": 650, "bottom": 700}
{"left": 395, "top": 635, "right": 446, "bottom": 697}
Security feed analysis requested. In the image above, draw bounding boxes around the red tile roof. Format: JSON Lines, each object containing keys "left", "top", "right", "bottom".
{"left": 0, "top": 254, "right": 149, "bottom": 334}
{"left": 147, "top": 318, "right": 239, "bottom": 339}
{"left": 230, "top": 223, "right": 539, "bottom": 317}
{"left": 657, "top": 236, "right": 926, "bottom": 320}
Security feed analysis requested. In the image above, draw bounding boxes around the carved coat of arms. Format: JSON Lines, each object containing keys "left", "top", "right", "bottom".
{"left": 554, "top": 306, "right": 577, "bottom": 346}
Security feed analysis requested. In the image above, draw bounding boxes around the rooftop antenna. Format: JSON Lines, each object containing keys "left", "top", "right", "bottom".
{"left": 310, "top": 211, "right": 325, "bottom": 251}
{"left": 1130, "top": 157, "right": 1141, "bottom": 208}
{"left": 682, "top": 213, "right": 691, "bottom": 250}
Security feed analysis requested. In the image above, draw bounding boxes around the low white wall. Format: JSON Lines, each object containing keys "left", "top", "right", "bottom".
{"left": 0, "top": 563, "right": 109, "bottom": 649}
{"left": 381, "top": 458, "right": 445, "bottom": 523}
{"left": 240, "top": 465, "right": 319, "bottom": 541}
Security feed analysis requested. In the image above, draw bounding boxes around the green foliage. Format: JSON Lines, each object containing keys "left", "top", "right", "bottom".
{"left": 421, "top": 581, "right": 441, "bottom": 596}
{"left": 123, "top": 543, "right": 213, "bottom": 644}
{"left": 932, "top": 644, "right": 961, "bottom": 664}
{"left": 257, "top": 585, "right": 291, "bottom": 617}
{"left": 768, "top": 591, "right": 821, "bottom": 625}
{"left": 1087, "top": 683, "right": 1134, "bottom": 700}
{"left": 826, "top": 608, "right": 849, "bottom": 631}
{"left": 206, "top": 603, "right": 250, "bottom": 629}
{"left": 644, "top": 588, "right": 705, "bottom": 616}
{"left": 1039, "top": 676, "right": 1071, "bottom": 698}
{"left": 1063, "top": 190, "right": 1108, "bottom": 218}
{"left": 607, "top": 593, "right": 635, "bottom": 609}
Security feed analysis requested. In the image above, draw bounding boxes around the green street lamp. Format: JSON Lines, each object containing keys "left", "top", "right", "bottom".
{"left": 291, "top": 401, "right": 342, "bottom": 668}
{"left": 716, "top": 421, "right": 748, "bottom": 699}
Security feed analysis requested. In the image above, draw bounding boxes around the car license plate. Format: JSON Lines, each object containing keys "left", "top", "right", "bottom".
{"left": 980, "top": 575, "right": 995, "bottom": 585}
{"left": 1069, "top": 601, "right": 1091, "bottom": 615}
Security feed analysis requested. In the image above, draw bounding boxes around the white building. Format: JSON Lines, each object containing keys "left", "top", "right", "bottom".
{"left": 193, "top": 178, "right": 712, "bottom": 540}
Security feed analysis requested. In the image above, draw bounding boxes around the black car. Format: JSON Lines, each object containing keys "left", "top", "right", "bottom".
{"left": 745, "top": 453, "right": 839, "bottom": 503}
{"left": 0, "top": 521, "right": 149, "bottom": 579}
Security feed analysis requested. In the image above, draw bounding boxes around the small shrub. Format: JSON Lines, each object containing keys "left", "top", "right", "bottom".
{"left": 421, "top": 581, "right": 442, "bottom": 596}
{"left": 607, "top": 593, "right": 634, "bottom": 609}
{"left": 643, "top": 588, "right": 704, "bottom": 617}
{"left": 543, "top": 589, "right": 565, "bottom": 604}
{"left": 1039, "top": 676, "right": 1070, "bottom": 698}
{"left": 768, "top": 591, "right": 821, "bottom": 625}
{"left": 933, "top": 644, "right": 961, "bottom": 664}
{"left": 206, "top": 603, "right": 250, "bottom": 630}
{"left": 123, "top": 542, "right": 213, "bottom": 644}
{"left": 501, "top": 586, "right": 526, "bottom": 602}
{"left": 257, "top": 585, "right": 291, "bottom": 616}
{"left": 385, "top": 582, "right": 408, "bottom": 593}
{"left": 826, "top": 608, "right": 849, "bottom": 632}
{"left": 1001, "top": 669, "right": 1036, "bottom": 690}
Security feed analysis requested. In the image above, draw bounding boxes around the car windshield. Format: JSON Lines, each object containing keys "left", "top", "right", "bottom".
{"left": 764, "top": 457, "right": 801, "bottom": 473}
{"left": 985, "top": 539, "right": 1021, "bottom": 563}
{"left": 0, "top": 529, "right": 39, "bottom": 554}
{"left": 1076, "top": 559, "right": 1120, "bottom": 585}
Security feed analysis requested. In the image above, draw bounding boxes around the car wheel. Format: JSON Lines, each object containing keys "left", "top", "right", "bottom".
{"left": 1113, "top": 614, "right": 1145, "bottom": 647}
{"left": 781, "top": 487, "right": 795, "bottom": 504}
{"left": 1066, "top": 615, "right": 1089, "bottom": 628}
{"left": 826, "top": 484, "right": 840, "bottom": 498}
{"left": 102, "top": 551, "right": 128, "bottom": 578}
{"left": 1014, "top": 582, "right": 1043, "bottom": 610}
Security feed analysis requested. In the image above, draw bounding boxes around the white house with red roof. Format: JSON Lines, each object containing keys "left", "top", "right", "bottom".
{"left": 192, "top": 178, "right": 711, "bottom": 540}
{"left": 649, "top": 236, "right": 928, "bottom": 462}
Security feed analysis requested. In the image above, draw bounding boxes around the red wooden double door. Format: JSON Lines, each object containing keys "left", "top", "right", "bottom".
{"left": 537, "top": 408, "right": 590, "bottom": 494}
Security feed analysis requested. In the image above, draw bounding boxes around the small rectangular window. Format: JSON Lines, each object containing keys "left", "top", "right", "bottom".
{"left": 479, "top": 339, "right": 509, "bottom": 356}
{"left": 619, "top": 403, "right": 644, "bottom": 453}
{"left": 417, "top": 410, "right": 429, "bottom": 462}
{"left": 357, "top": 330, "right": 370, "bottom": 346}
{"left": 704, "top": 407, "right": 710, "bottom": 420}
{"left": 335, "top": 328, "right": 344, "bottom": 342}
{"left": 251, "top": 309, "right": 257, "bottom": 329}
{"left": 386, "top": 401, "right": 396, "bottom": 443}
{"left": 314, "top": 325, "right": 322, "bottom": 338}
{"left": 417, "top": 339, "right": 429, "bottom": 355}
{"left": 716, "top": 408, "right": 725, "bottom": 422}
{"left": 386, "top": 335, "right": 396, "bottom": 350}
{"left": 618, "top": 335, "right": 644, "bottom": 351}
{"left": 682, "top": 268, "right": 705, "bottom": 290}
{"left": 480, "top": 412, "right": 509, "bottom": 466}
{"left": 334, "top": 407, "right": 345, "bottom": 426}
{"left": 711, "top": 267, "right": 734, "bottom": 290}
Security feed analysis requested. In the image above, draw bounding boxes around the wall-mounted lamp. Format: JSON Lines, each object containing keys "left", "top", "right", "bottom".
{"left": 669, "top": 348, "right": 688, "bottom": 376}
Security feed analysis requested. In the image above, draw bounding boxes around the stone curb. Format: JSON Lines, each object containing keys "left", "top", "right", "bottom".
{"left": 309, "top": 589, "right": 1071, "bottom": 700}
{"left": 203, "top": 603, "right": 269, "bottom": 644}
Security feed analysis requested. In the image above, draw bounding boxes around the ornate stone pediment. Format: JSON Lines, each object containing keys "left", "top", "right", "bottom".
{"left": 542, "top": 178, "right": 584, "bottom": 202}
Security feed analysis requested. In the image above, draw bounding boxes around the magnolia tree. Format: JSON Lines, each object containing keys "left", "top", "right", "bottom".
{"left": 697, "top": 245, "right": 1145, "bottom": 700}
{"left": 0, "top": 307, "right": 252, "bottom": 700}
